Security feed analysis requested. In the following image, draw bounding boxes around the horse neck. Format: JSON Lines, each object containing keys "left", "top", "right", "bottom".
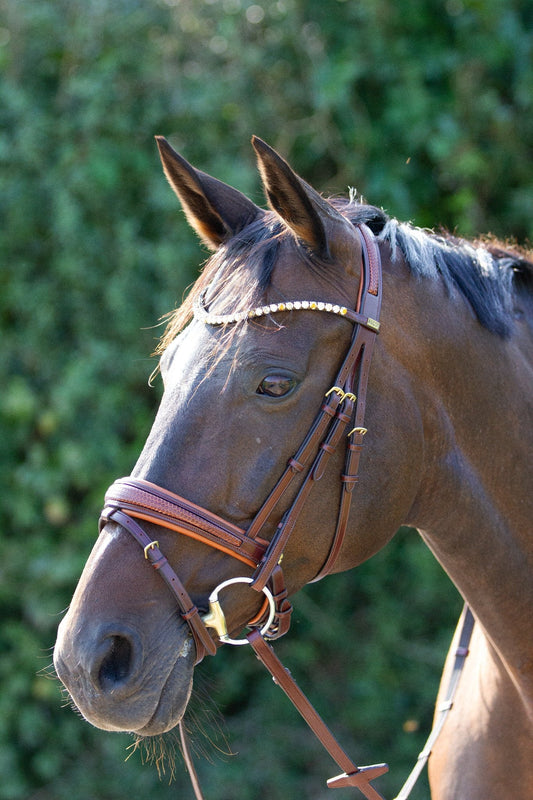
{"left": 393, "top": 270, "right": 533, "bottom": 683}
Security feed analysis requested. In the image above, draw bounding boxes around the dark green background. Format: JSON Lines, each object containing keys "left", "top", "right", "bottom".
{"left": 1, "top": 1, "right": 531, "bottom": 798}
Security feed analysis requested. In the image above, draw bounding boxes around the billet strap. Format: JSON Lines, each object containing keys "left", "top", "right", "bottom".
{"left": 247, "top": 629, "right": 388, "bottom": 798}
{"left": 392, "top": 604, "right": 475, "bottom": 800}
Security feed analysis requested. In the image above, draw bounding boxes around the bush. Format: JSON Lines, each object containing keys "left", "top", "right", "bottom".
{"left": 1, "top": 1, "right": 530, "bottom": 797}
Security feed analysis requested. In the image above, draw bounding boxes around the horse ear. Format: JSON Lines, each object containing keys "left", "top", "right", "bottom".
{"left": 155, "top": 136, "right": 262, "bottom": 249}
{"left": 252, "top": 136, "right": 352, "bottom": 259}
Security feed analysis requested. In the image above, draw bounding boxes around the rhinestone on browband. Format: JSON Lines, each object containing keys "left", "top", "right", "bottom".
{"left": 194, "top": 289, "right": 380, "bottom": 331}
{"left": 202, "top": 301, "right": 349, "bottom": 326}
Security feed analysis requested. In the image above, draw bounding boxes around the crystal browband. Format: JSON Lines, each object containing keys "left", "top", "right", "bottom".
{"left": 194, "top": 289, "right": 380, "bottom": 332}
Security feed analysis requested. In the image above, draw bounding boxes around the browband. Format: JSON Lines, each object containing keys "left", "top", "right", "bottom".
{"left": 194, "top": 291, "right": 381, "bottom": 332}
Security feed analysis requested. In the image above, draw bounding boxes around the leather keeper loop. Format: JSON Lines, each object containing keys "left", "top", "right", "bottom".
{"left": 342, "top": 474, "right": 359, "bottom": 494}
{"left": 288, "top": 457, "right": 305, "bottom": 472}
{"left": 320, "top": 442, "right": 336, "bottom": 455}
{"left": 149, "top": 554, "right": 168, "bottom": 570}
{"left": 181, "top": 606, "right": 200, "bottom": 622}
{"left": 341, "top": 474, "right": 359, "bottom": 484}
{"left": 348, "top": 441, "right": 364, "bottom": 453}
{"left": 321, "top": 402, "right": 337, "bottom": 417}
{"left": 336, "top": 409, "right": 352, "bottom": 424}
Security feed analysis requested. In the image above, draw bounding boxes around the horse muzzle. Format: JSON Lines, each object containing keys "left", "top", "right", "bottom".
{"left": 54, "top": 583, "right": 196, "bottom": 735}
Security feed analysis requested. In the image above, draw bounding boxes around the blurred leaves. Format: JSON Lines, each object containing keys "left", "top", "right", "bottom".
{"left": 1, "top": 0, "right": 531, "bottom": 798}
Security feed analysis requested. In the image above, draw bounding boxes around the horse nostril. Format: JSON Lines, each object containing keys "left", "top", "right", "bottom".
{"left": 97, "top": 635, "right": 134, "bottom": 690}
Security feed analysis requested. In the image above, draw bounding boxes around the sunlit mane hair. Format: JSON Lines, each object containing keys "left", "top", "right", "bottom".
{"left": 157, "top": 199, "right": 532, "bottom": 353}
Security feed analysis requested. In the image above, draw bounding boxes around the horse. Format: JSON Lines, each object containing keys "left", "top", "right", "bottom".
{"left": 54, "top": 136, "right": 533, "bottom": 799}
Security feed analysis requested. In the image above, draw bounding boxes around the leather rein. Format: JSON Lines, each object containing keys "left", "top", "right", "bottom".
{"left": 99, "top": 223, "right": 473, "bottom": 799}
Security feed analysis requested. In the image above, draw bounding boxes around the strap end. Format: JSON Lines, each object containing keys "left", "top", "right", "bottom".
{"left": 327, "top": 763, "right": 388, "bottom": 794}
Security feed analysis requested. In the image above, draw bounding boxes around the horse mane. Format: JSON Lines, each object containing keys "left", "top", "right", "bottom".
{"left": 158, "top": 199, "right": 533, "bottom": 352}
{"left": 337, "top": 199, "right": 533, "bottom": 337}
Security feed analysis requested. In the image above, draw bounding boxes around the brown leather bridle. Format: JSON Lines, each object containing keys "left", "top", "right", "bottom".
{"left": 99, "top": 223, "right": 389, "bottom": 798}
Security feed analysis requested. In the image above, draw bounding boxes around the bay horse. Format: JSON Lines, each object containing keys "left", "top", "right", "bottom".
{"left": 54, "top": 136, "right": 533, "bottom": 799}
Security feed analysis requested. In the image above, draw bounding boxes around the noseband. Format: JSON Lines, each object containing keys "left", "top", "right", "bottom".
{"left": 100, "top": 223, "right": 390, "bottom": 797}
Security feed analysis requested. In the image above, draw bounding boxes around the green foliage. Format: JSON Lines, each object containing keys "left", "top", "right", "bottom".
{"left": 1, "top": 0, "right": 530, "bottom": 798}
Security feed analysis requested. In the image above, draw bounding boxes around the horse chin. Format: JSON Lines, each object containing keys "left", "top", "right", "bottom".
{"left": 131, "top": 639, "right": 194, "bottom": 737}
{"left": 131, "top": 657, "right": 195, "bottom": 737}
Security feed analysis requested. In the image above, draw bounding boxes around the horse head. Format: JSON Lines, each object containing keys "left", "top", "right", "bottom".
{"left": 53, "top": 133, "right": 533, "bottom": 800}
{"left": 54, "top": 138, "right": 421, "bottom": 739}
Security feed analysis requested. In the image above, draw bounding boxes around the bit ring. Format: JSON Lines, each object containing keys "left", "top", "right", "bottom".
{"left": 202, "top": 577, "right": 276, "bottom": 646}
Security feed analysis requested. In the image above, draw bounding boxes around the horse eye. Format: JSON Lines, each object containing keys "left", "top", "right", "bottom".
{"left": 257, "top": 375, "right": 297, "bottom": 397}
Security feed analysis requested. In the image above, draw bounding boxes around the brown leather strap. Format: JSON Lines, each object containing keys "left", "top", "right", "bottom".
{"left": 100, "top": 507, "right": 217, "bottom": 663}
{"left": 261, "top": 563, "right": 293, "bottom": 638}
{"left": 104, "top": 479, "right": 266, "bottom": 568}
{"left": 179, "top": 721, "right": 205, "bottom": 800}
{"left": 245, "top": 225, "right": 381, "bottom": 551}
{"left": 312, "top": 225, "right": 382, "bottom": 581}
{"left": 252, "top": 225, "right": 382, "bottom": 588}
{"left": 101, "top": 483, "right": 294, "bottom": 644}
{"left": 247, "top": 629, "right": 388, "bottom": 797}
{"left": 249, "top": 392, "right": 352, "bottom": 592}
{"left": 393, "top": 605, "right": 475, "bottom": 800}
{"left": 245, "top": 388, "right": 345, "bottom": 541}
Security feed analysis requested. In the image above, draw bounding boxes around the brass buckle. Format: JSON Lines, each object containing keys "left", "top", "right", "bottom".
{"left": 325, "top": 386, "right": 345, "bottom": 401}
{"left": 143, "top": 541, "right": 159, "bottom": 559}
{"left": 348, "top": 426, "right": 368, "bottom": 437}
